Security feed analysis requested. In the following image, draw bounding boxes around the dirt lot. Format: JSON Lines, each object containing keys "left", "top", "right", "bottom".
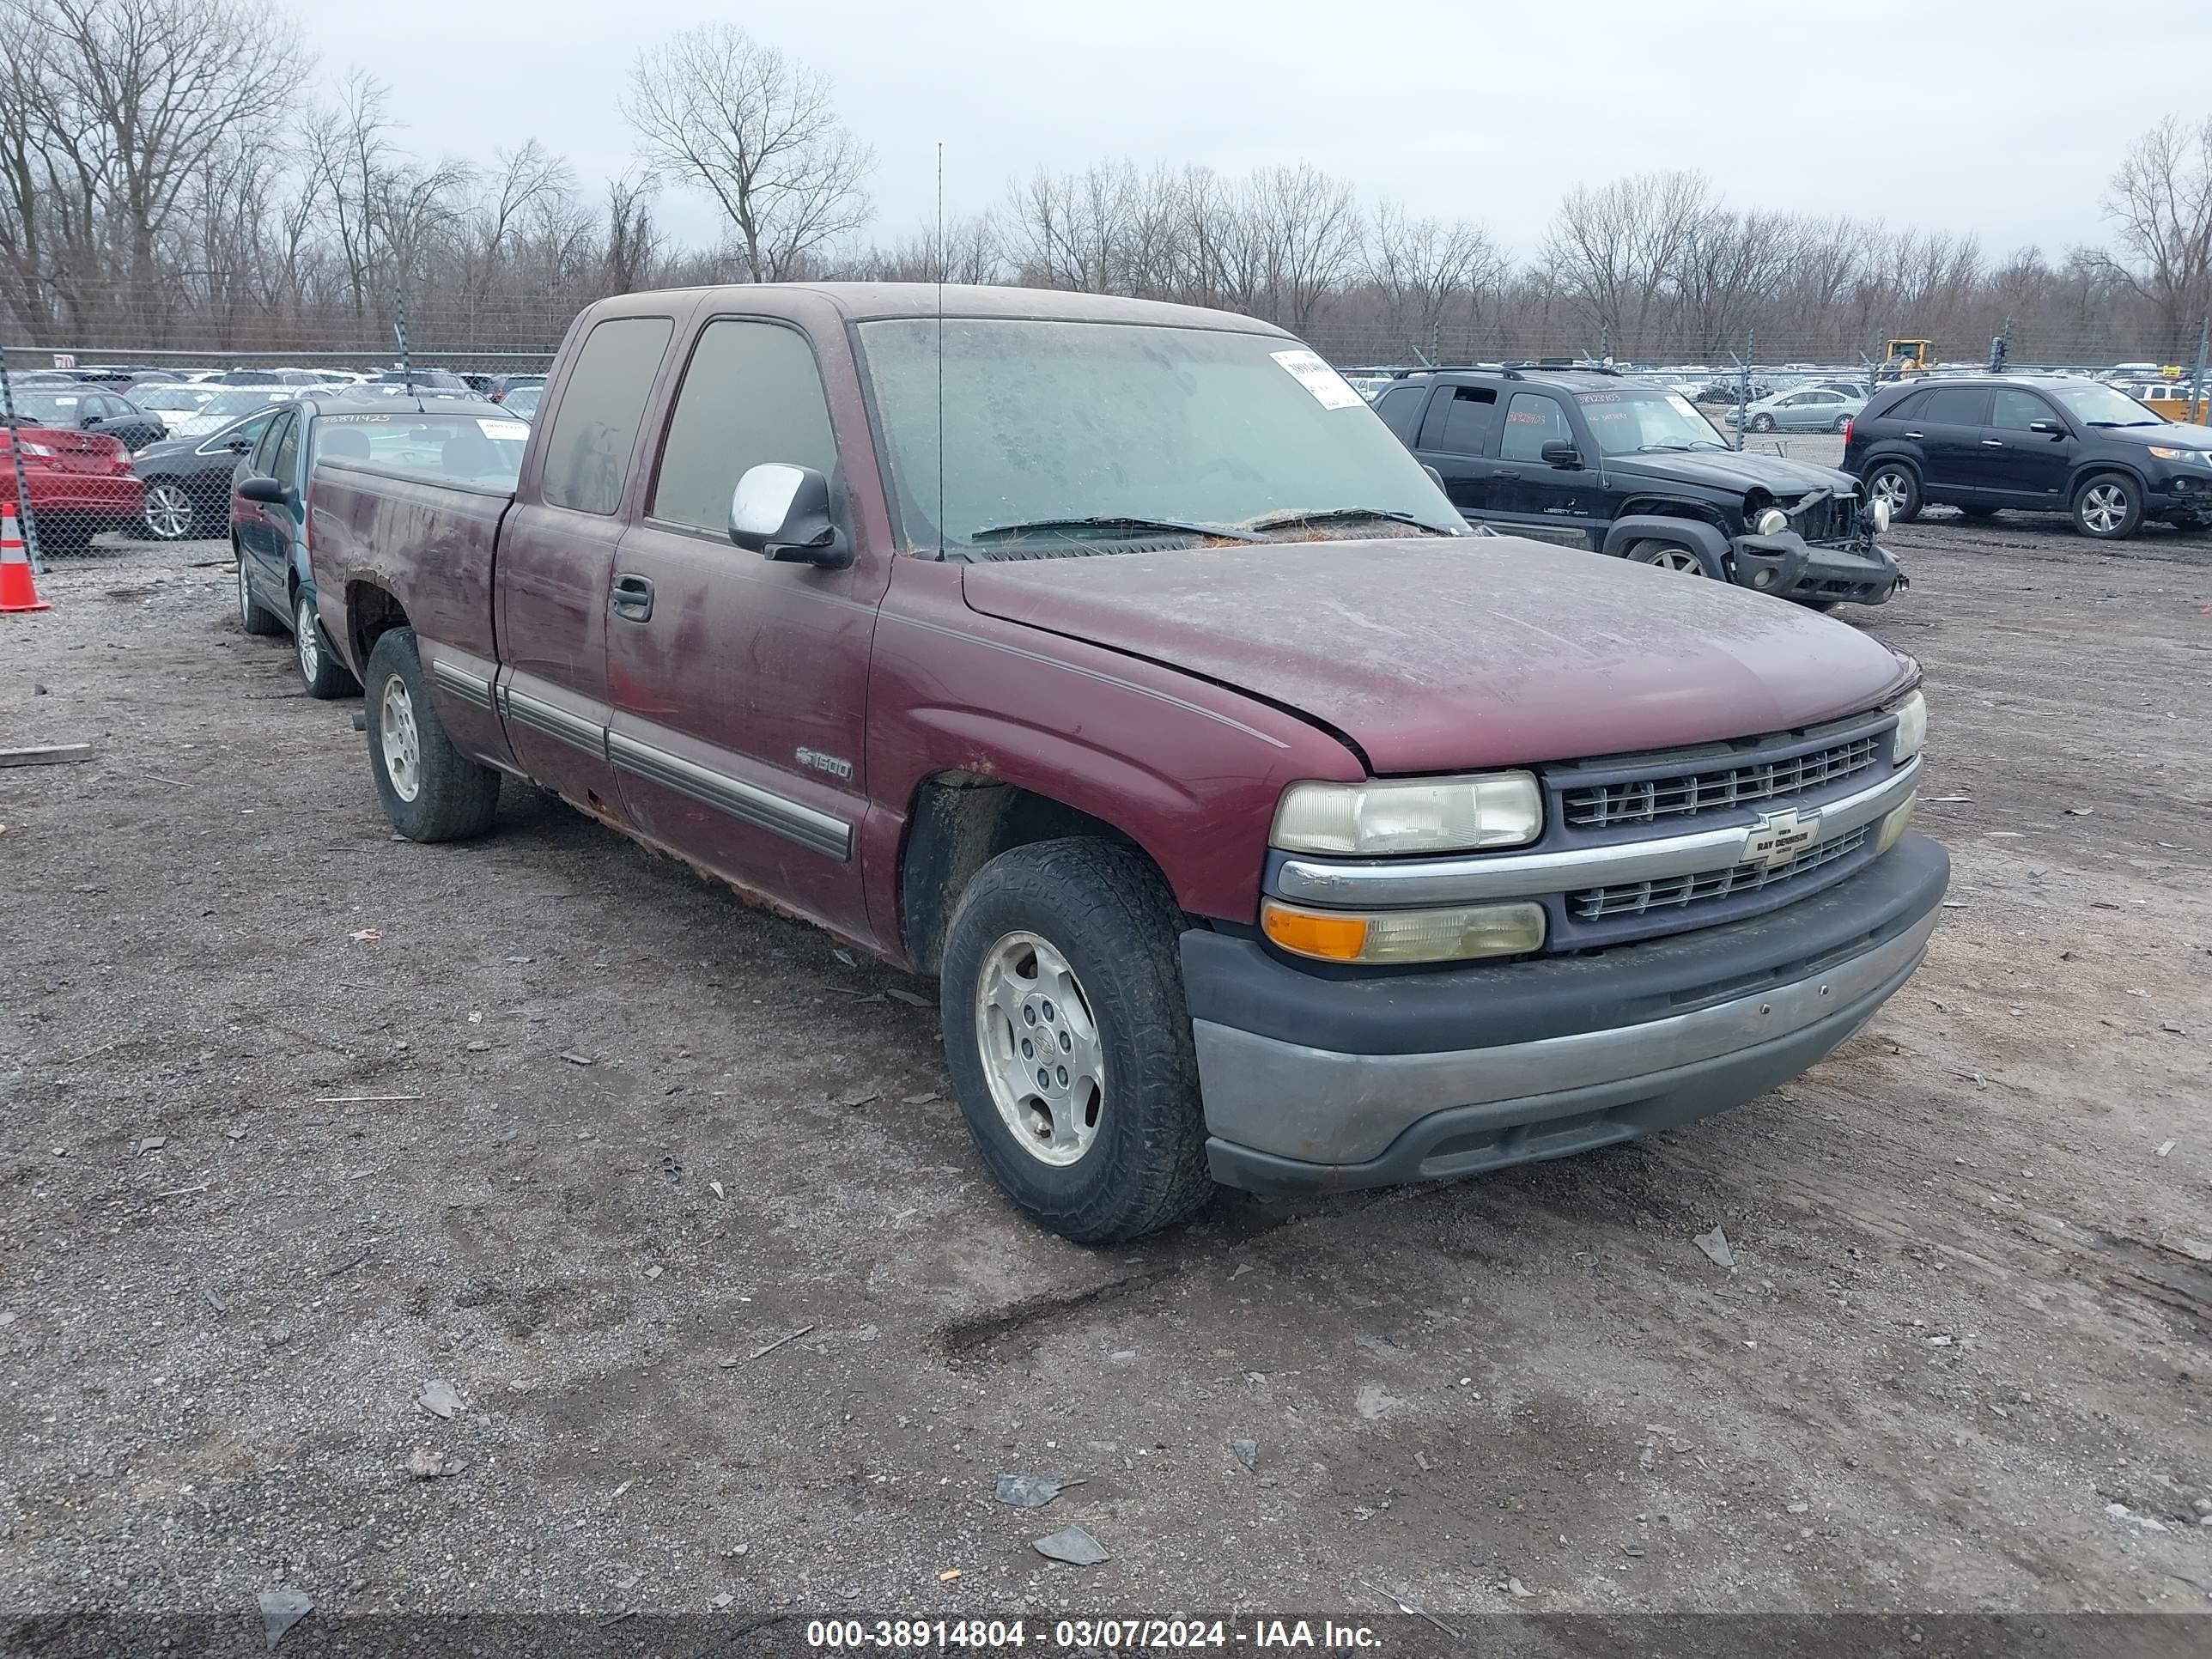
{"left": 3, "top": 470, "right": 2209, "bottom": 1626}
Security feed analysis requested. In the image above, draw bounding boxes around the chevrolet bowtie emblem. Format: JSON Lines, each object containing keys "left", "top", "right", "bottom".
{"left": 1743, "top": 806, "right": 1820, "bottom": 867}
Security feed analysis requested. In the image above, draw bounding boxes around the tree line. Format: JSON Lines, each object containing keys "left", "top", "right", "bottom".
{"left": 4, "top": 0, "right": 2210, "bottom": 368}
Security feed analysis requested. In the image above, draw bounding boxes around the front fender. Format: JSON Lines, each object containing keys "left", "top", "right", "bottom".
{"left": 1601, "top": 514, "right": 1734, "bottom": 570}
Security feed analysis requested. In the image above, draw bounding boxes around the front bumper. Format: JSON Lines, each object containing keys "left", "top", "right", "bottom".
{"left": 1729, "top": 530, "right": 1903, "bottom": 606}
{"left": 1185, "top": 832, "right": 1948, "bottom": 1194}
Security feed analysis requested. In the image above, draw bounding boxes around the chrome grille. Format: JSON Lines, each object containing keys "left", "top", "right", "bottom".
{"left": 1562, "top": 735, "right": 1881, "bottom": 830}
{"left": 1570, "top": 827, "right": 1870, "bottom": 921}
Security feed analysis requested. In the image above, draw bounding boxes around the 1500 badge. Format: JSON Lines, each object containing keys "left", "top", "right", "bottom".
{"left": 797, "top": 746, "right": 854, "bottom": 781}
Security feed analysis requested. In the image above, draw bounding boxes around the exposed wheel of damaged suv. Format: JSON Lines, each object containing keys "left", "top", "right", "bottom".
{"left": 2072, "top": 471, "right": 2142, "bottom": 540}
{"left": 1627, "top": 538, "right": 1720, "bottom": 578}
{"left": 940, "top": 837, "right": 1212, "bottom": 1244}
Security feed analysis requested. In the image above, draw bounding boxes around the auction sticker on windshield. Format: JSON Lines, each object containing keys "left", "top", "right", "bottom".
{"left": 1271, "top": 349, "right": 1364, "bottom": 410}
{"left": 1667, "top": 394, "right": 1703, "bottom": 419}
{"left": 477, "top": 419, "right": 529, "bottom": 441}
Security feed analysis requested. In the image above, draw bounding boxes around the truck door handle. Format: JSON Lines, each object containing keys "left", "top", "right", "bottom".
{"left": 1980, "top": 439, "right": 2006, "bottom": 447}
{"left": 611, "top": 574, "right": 654, "bottom": 622}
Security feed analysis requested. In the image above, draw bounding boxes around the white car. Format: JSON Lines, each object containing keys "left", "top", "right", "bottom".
{"left": 135, "top": 383, "right": 225, "bottom": 432}
{"left": 167, "top": 386, "right": 297, "bottom": 439}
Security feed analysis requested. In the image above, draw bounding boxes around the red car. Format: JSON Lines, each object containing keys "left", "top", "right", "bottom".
{"left": 0, "top": 422, "right": 143, "bottom": 552}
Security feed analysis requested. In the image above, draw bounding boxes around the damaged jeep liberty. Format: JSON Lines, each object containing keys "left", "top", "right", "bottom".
{"left": 302, "top": 284, "right": 1948, "bottom": 1242}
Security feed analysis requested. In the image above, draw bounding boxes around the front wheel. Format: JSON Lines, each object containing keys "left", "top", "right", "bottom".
{"left": 940, "top": 838, "right": 1212, "bottom": 1244}
{"left": 2072, "top": 472, "right": 2142, "bottom": 539}
{"left": 140, "top": 479, "right": 198, "bottom": 541}
{"left": 362, "top": 627, "right": 501, "bottom": 841}
{"left": 1748, "top": 413, "right": 1776, "bottom": 433}
{"left": 1863, "top": 462, "right": 1922, "bottom": 524}
{"left": 1626, "top": 538, "right": 1722, "bottom": 579}
{"left": 236, "top": 555, "right": 282, "bottom": 635}
{"left": 295, "top": 589, "right": 360, "bottom": 700}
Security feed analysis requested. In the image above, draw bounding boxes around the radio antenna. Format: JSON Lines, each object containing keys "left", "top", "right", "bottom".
{"left": 935, "top": 140, "right": 945, "bottom": 561}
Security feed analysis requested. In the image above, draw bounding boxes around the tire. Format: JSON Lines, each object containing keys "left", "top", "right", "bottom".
{"left": 1626, "top": 537, "right": 1723, "bottom": 580}
{"left": 139, "top": 478, "right": 198, "bottom": 541}
{"left": 235, "top": 552, "right": 281, "bottom": 635}
{"left": 362, "top": 627, "right": 501, "bottom": 842}
{"left": 1958, "top": 505, "right": 1999, "bottom": 521}
{"left": 1863, "top": 462, "right": 1922, "bottom": 524}
{"left": 1748, "top": 413, "right": 1776, "bottom": 433}
{"left": 940, "top": 837, "right": 1212, "bottom": 1244}
{"left": 1830, "top": 415, "right": 1850, "bottom": 434}
{"left": 2071, "top": 471, "right": 2142, "bottom": 540}
{"left": 294, "top": 587, "right": 360, "bottom": 700}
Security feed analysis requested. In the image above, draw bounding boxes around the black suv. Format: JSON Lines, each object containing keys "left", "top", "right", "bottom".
{"left": 1844, "top": 374, "right": 2212, "bottom": 539}
{"left": 1375, "top": 368, "right": 1903, "bottom": 608}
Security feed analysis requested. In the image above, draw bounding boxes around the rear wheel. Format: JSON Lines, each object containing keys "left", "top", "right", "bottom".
{"left": 1626, "top": 538, "right": 1723, "bottom": 580}
{"left": 940, "top": 838, "right": 1212, "bottom": 1244}
{"left": 1830, "top": 415, "right": 1850, "bottom": 434}
{"left": 363, "top": 627, "right": 501, "bottom": 841}
{"left": 2072, "top": 472, "right": 2142, "bottom": 540}
{"left": 294, "top": 588, "right": 360, "bottom": 700}
{"left": 1864, "top": 462, "right": 1922, "bottom": 524}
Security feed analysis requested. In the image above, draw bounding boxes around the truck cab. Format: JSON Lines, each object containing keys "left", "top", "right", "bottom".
{"left": 307, "top": 284, "right": 1948, "bottom": 1243}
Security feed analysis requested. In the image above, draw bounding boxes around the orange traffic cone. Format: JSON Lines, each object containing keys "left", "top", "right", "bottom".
{"left": 0, "top": 501, "right": 50, "bottom": 613}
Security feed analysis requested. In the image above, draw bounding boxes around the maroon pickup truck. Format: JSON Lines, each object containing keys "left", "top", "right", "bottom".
{"left": 304, "top": 283, "right": 1947, "bottom": 1243}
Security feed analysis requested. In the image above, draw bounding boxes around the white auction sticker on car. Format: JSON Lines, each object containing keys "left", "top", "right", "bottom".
{"left": 477, "top": 419, "right": 529, "bottom": 441}
{"left": 1666, "top": 394, "right": 1703, "bottom": 419}
{"left": 1271, "top": 349, "right": 1365, "bottom": 410}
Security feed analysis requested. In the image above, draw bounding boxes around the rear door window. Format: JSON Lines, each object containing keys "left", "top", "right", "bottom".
{"left": 540, "top": 315, "right": 677, "bottom": 515}
{"left": 1922, "top": 386, "right": 1992, "bottom": 425}
{"left": 1500, "top": 392, "right": 1571, "bottom": 462}
{"left": 648, "top": 319, "right": 838, "bottom": 535}
{"left": 1418, "top": 386, "right": 1499, "bottom": 455}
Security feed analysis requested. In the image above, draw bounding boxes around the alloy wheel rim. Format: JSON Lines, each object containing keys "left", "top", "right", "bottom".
{"left": 973, "top": 930, "right": 1105, "bottom": 1167}
{"left": 2082, "top": 485, "right": 2125, "bottom": 533}
{"left": 380, "top": 679, "right": 422, "bottom": 802}
{"left": 1872, "top": 472, "right": 1910, "bottom": 512}
{"left": 296, "top": 598, "right": 319, "bottom": 682}
{"left": 144, "top": 483, "right": 191, "bottom": 539}
{"left": 235, "top": 562, "right": 250, "bottom": 623}
{"left": 1650, "top": 547, "right": 1705, "bottom": 574}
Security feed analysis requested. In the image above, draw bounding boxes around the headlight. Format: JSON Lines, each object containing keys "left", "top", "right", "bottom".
{"left": 1272, "top": 772, "right": 1541, "bottom": 856}
{"left": 1889, "top": 690, "right": 1925, "bottom": 764}
{"left": 1754, "top": 507, "right": 1790, "bottom": 536}
{"left": 2146, "top": 446, "right": 2212, "bottom": 465}
{"left": 1262, "top": 898, "right": 1547, "bottom": 964}
{"left": 1868, "top": 496, "right": 1893, "bottom": 532}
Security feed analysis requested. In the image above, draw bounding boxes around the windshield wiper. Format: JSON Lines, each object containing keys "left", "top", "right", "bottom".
{"left": 2087, "top": 419, "right": 2164, "bottom": 428}
{"left": 969, "top": 514, "right": 1264, "bottom": 544}
{"left": 1239, "top": 506, "right": 1462, "bottom": 535}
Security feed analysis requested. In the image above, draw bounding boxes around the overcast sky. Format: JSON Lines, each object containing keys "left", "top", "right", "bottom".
{"left": 301, "top": 0, "right": 2210, "bottom": 259}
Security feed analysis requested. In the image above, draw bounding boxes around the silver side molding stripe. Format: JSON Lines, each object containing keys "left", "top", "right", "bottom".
{"left": 428, "top": 659, "right": 495, "bottom": 710}
{"left": 607, "top": 732, "right": 852, "bottom": 862}
{"left": 501, "top": 684, "right": 608, "bottom": 759}
{"left": 1273, "top": 757, "right": 1921, "bottom": 908}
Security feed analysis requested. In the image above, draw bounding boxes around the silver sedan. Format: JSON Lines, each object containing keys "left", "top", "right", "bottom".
{"left": 1728, "top": 386, "right": 1866, "bottom": 434}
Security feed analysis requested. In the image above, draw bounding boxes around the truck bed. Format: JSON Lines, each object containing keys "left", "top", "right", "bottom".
{"left": 310, "top": 459, "right": 512, "bottom": 683}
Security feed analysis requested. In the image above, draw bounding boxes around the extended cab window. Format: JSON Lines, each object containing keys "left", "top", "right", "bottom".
{"left": 1500, "top": 393, "right": 1571, "bottom": 461}
{"left": 541, "top": 315, "right": 675, "bottom": 515}
{"left": 1374, "top": 385, "right": 1425, "bottom": 442}
{"left": 650, "top": 319, "right": 837, "bottom": 535}
{"left": 1419, "top": 386, "right": 1498, "bottom": 455}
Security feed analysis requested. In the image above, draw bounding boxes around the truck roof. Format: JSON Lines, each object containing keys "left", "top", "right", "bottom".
{"left": 584, "top": 281, "right": 1292, "bottom": 336}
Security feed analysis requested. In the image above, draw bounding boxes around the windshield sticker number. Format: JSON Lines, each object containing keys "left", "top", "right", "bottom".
{"left": 1271, "top": 349, "right": 1364, "bottom": 410}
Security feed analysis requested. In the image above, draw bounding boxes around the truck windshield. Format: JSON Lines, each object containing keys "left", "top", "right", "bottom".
{"left": 1574, "top": 389, "right": 1730, "bottom": 454}
{"left": 855, "top": 318, "right": 1462, "bottom": 553}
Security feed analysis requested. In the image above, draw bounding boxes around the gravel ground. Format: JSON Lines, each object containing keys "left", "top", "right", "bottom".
{"left": 2, "top": 479, "right": 2209, "bottom": 1624}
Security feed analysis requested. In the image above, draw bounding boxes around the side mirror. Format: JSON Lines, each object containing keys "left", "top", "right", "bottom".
{"left": 1539, "top": 440, "right": 1583, "bottom": 469}
{"left": 238, "top": 476, "right": 292, "bottom": 507}
{"left": 728, "top": 463, "right": 849, "bottom": 568}
{"left": 2027, "top": 420, "right": 2063, "bottom": 435}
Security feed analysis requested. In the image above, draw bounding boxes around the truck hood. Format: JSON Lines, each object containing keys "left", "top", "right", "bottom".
{"left": 1601, "top": 448, "right": 1857, "bottom": 497}
{"left": 960, "top": 538, "right": 1913, "bottom": 774}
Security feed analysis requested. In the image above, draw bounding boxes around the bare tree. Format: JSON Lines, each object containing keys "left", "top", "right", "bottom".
{"left": 1249, "top": 165, "right": 1362, "bottom": 336}
{"left": 602, "top": 169, "right": 664, "bottom": 293}
{"left": 1364, "top": 201, "right": 1504, "bottom": 360}
{"left": 2100, "top": 114, "right": 2212, "bottom": 345}
{"left": 1541, "top": 169, "right": 1710, "bottom": 358}
{"left": 622, "top": 23, "right": 872, "bottom": 283}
